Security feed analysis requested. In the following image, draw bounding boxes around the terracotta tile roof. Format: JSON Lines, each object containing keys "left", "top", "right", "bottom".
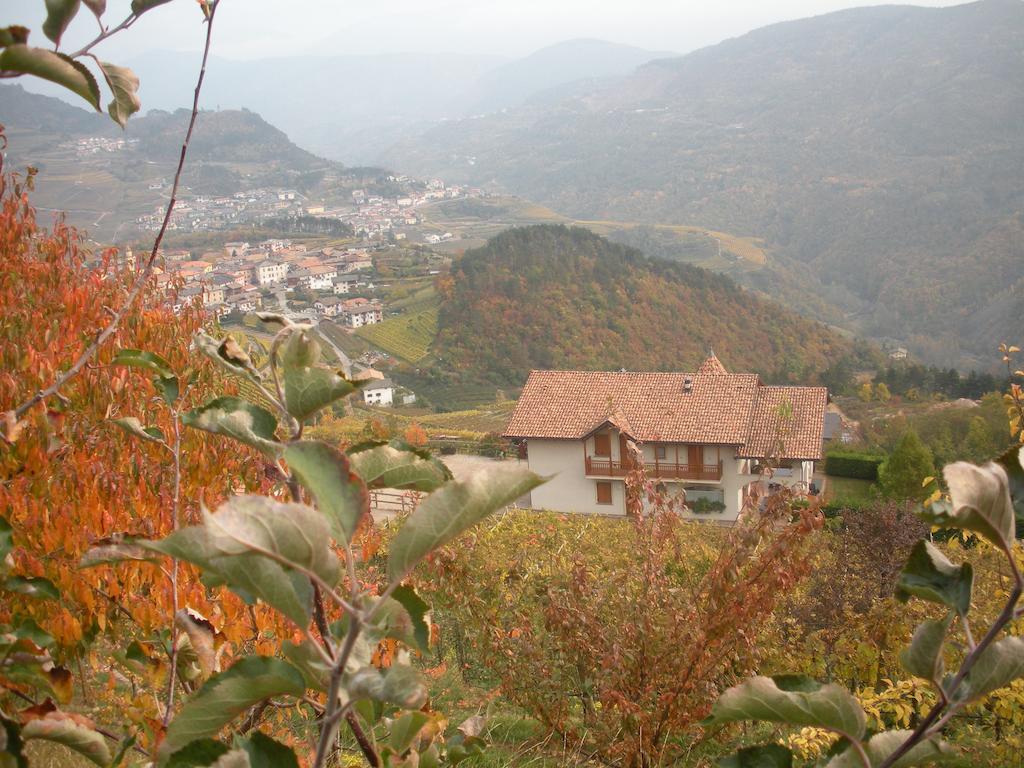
{"left": 504, "top": 356, "right": 827, "bottom": 461}
{"left": 737, "top": 385, "right": 829, "bottom": 461}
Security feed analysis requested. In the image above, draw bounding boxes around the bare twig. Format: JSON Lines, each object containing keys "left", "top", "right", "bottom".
{"left": 7, "top": 1, "right": 221, "bottom": 422}
{"left": 162, "top": 408, "right": 184, "bottom": 727}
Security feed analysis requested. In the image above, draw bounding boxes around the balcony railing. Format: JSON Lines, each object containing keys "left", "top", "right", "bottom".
{"left": 585, "top": 456, "right": 723, "bottom": 481}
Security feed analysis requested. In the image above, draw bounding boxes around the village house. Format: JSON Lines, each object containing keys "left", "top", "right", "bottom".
{"left": 255, "top": 259, "right": 289, "bottom": 287}
{"left": 340, "top": 298, "right": 383, "bottom": 328}
{"left": 362, "top": 378, "right": 395, "bottom": 406}
{"left": 224, "top": 292, "right": 261, "bottom": 314}
{"left": 504, "top": 355, "right": 827, "bottom": 521}
{"left": 332, "top": 274, "right": 366, "bottom": 294}
{"left": 315, "top": 296, "right": 345, "bottom": 318}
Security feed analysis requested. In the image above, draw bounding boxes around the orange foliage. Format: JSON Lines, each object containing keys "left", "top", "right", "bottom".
{"left": 0, "top": 169, "right": 290, "bottom": 660}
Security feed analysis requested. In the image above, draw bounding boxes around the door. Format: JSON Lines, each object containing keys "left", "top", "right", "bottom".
{"left": 619, "top": 434, "right": 632, "bottom": 472}
{"left": 687, "top": 445, "right": 701, "bottom": 471}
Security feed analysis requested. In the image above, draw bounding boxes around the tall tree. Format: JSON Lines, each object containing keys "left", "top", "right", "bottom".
{"left": 877, "top": 430, "right": 935, "bottom": 501}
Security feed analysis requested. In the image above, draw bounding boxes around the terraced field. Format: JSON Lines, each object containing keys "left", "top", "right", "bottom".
{"left": 356, "top": 305, "right": 439, "bottom": 363}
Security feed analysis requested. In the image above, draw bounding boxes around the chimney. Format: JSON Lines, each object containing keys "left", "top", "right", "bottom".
{"left": 683, "top": 375, "right": 693, "bottom": 393}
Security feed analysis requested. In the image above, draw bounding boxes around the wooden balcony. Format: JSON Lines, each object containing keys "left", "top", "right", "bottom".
{"left": 585, "top": 456, "right": 723, "bottom": 482}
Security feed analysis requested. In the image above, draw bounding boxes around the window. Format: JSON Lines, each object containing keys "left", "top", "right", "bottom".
{"left": 593, "top": 433, "right": 611, "bottom": 457}
{"left": 596, "top": 481, "right": 613, "bottom": 505}
{"left": 655, "top": 445, "right": 667, "bottom": 460}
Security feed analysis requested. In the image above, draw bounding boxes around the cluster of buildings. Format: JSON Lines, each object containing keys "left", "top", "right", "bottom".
{"left": 147, "top": 238, "right": 384, "bottom": 326}
{"left": 135, "top": 175, "right": 483, "bottom": 241}
{"left": 136, "top": 188, "right": 310, "bottom": 233}
{"left": 68, "top": 136, "right": 135, "bottom": 156}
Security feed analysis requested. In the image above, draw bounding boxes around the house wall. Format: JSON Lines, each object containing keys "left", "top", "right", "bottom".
{"left": 363, "top": 387, "right": 394, "bottom": 406}
{"left": 526, "top": 436, "right": 749, "bottom": 520}
{"left": 527, "top": 439, "right": 627, "bottom": 515}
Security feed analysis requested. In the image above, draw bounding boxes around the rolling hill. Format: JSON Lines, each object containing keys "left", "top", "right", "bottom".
{"left": 428, "top": 225, "right": 865, "bottom": 389}
{"left": 0, "top": 85, "right": 336, "bottom": 240}
{"left": 382, "top": 0, "right": 1024, "bottom": 370}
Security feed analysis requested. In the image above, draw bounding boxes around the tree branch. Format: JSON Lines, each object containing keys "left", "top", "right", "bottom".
{"left": 6, "top": 1, "right": 221, "bottom": 422}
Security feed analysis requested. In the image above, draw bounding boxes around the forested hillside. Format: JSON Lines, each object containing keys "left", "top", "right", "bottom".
{"left": 434, "top": 225, "right": 862, "bottom": 386}
{"left": 384, "top": 0, "right": 1024, "bottom": 369}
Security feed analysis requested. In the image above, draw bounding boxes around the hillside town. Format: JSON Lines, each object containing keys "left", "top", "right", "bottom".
{"left": 135, "top": 174, "right": 480, "bottom": 238}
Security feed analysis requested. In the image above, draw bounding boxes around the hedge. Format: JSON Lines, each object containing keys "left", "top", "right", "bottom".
{"left": 824, "top": 450, "right": 885, "bottom": 480}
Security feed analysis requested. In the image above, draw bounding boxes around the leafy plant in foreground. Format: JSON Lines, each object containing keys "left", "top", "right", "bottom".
{"left": 707, "top": 447, "right": 1024, "bottom": 767}
{"left": 2, "top": 313, "right": 543, "bottom": 767}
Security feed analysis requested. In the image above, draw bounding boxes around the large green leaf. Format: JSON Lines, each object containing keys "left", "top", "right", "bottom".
{"left": 42, "top": 0, "right": 81, "bottom": 46}
{"left": 899, "top": 618, "right": 950, "bottom": 683}
{"left": 21, "top": 712, "right": 111, "bottom": 766}
{"left": 111, "top": 417, "right": 165, "bottom": 444}
{"left": 237, "top": 732, "right": 299, "bottom": 768}
{"left": 923, "top": 461, "right": 1016, "bottom": 547}
{"left": 112, "top": 349, "right": 175, "bottom": 379}
{"left": 349, "top": 440, "right": 452, "bottom": 491}
{"left": 389, "top": 584, "right": 431, "bottom": 652}
{"left": 957, "top": 636, "right": 1024, "bottom": 702}
{"left": 381, "top": 664, "right": 429, "bottom": 709}
{"left": 825, "top": 730, "right": 955, "bottom": 767}
{"left": 386, "top": 466, "right": 543, "bottom": 583}
{"left": 280, "top": 329, "right": 360, "bottom": 421}
{"left": 996, "top": 445, "right": 1024, "bottom": 540}
{"left": 703, "top": 675, "right": 866, "bottom": 740}
{"left": 0, "top": 713, "right": 27, "bottom": 768}
{"left": 82, "top": 0, "right": 106, "bottom": 18}
{"left": 165, "top": 739, "right": 230, "bottom": 767}
{"left": 81, "top": 533, "right": 154, "bottom": 567}
{"left": 388, "top": 711, "right": 430, "bottom": 756}
{"left": 181, "top": 397, "right": 282, "bottom": 458}
{"left": 162, "top": 657, "right": 305, "bottom": 756}
{"left": 144, "top": 496, "right": 339, "bottom": 626}
{"left": 282, "top": 638, "right": 330, "bottom": 691}
{"left": 0, "top": 46, "right": 100, "bottom": 110}
{"left": 131, "top": 0, "right": 174, "bottom": 14}
{"left": 0, "top": 515, "right": 12, "bottom": 562}
{"left": 895, "top": 541, "right": 972, "bottom": 615}
{"left": 193, "top": 330, "right": 263, "bottom": 384}
{"left": 718, "top": 745, "right": 793, "bottom": 768}
{"left": 98, "top": 61, "right": 140, "bottom": 127}
{"left": 4, "top": 575, "right": 60, "bottom": 600}
{"left": 284, "top": 441, "right": 369, "bottom": 544}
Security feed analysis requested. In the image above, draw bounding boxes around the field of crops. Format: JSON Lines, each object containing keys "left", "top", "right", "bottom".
{"left": 356, "top": 306, "right": 438, "bottom": 363}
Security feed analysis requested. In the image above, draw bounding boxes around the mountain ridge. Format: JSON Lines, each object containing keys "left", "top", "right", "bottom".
{"left": 381, "top": 0, "right": 1024, "bottom": 370}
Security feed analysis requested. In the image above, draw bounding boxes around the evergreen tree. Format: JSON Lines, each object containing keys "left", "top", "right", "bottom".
{"left": 877, "top": 430, "right": 936, "bottom": 501}
{"left": 963, "top": 416, "right": 996, "bottom": 463}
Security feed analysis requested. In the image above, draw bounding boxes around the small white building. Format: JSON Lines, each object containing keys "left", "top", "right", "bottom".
{"left": 341, "top": 298, "right": 383, "bottom": 328}
{"left": 362, "top": 378, "right": 395, "bottom": 407}
{"left": 504, "top": 355, "right": 827, "bottom": 521}
{"left": 255, "top": 260, "right": 288, "bottom": 287}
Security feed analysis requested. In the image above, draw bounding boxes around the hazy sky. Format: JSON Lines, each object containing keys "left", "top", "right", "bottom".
{"left": 3, "top": 0, "right": 967, "bottom": 61}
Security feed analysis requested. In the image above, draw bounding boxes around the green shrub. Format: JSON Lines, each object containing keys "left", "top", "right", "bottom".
{"left": 824, "top": 449, "right": 885, "bottom": 479}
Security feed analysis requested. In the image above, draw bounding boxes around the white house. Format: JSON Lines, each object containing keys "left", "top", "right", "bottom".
{"left": 333, "top": 274, "right": 365, "bottom": 294}
{"left": 362, "top": 378, "right": 395, "bottom": 407}
{"left": 315, "top": 297, "right": 344, "bottom": 318}
{"left": 255, "top": 260, "right": 288, "bottom": 287}
{"left": 340, "top": 298, "right": 383, "bottom": 328}
{"left": 504, "top": 355, "right": 827, "bottom": 522}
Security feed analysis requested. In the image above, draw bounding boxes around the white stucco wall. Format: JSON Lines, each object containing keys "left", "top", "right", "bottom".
{"left": 527, "top": 439, "right": 627, "bottom": 515}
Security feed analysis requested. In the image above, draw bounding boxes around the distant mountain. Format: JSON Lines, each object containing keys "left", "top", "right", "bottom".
{"left": 432, "top": 225, "right": 861, "bottom": 388}
{"left": 0, "top": 85, "right": 336, "bottom": 238}
{"left": 461, "top": 39, "right": 673, "bottom": 114}
{"left": 383, "top": 0, "right": 1024, "bottom": 370}
{"left": 11, "top": 40, "right": 670, "bottom": 165}
{"left": 0, "top": 84, "right": 326, "bottom": 172}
